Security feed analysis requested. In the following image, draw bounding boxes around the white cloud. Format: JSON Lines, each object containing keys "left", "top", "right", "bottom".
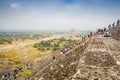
{"left": 10, "top": 3, "right": 21, "bottom": 9}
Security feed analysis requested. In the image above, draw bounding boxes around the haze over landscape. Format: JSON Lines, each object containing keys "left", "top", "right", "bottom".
{"left": 0, "top": 0, "right": 120, "bottom": 80}
{"left": 0, "top": 0, "right": 120, "bottom": 31}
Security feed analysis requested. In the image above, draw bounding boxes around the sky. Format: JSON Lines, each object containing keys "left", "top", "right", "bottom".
{"left": 0, "top": 0, "right": 120, "bottom": 31}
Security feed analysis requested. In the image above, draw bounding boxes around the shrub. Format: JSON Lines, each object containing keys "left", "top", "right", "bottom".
{"left": 18, "top": 69, "right": 34, "bottom": 78}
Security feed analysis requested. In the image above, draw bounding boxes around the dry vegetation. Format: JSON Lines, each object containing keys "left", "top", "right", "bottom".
{"left": 0, "top": 32, "right": 82, "bottom": 79}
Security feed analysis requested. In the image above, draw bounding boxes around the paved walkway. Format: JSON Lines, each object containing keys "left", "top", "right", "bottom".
{"left": 71, "top": 35, "right": 120, "bottom": 80}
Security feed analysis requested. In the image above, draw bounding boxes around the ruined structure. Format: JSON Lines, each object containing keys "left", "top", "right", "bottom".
{"left": 31, "top": 34, "right": 120, "bottom": 80}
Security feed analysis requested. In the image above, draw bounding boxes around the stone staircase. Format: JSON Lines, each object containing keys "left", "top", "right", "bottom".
{"left": 71, "top": 35, "right": 120, "bottom": 80}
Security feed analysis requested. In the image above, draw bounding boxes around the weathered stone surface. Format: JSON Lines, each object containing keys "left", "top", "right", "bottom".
{"left": 111, "top": 25, "right": 120, "bottom": 41}
{"left": 30, "top": 34, "right": 120, "bottom": 80}
{"left": 30, "top": 39, "right": 89, "bottom": 80}
{"left": 71, "top": 35, "right": 120, "bottom": 80}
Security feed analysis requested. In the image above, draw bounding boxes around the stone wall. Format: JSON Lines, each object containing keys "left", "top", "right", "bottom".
{"left": 111, "top": 25, "right": 120, "bottom": 41}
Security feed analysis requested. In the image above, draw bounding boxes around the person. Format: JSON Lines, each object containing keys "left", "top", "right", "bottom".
{"left": 100, "top": 29, "right": 103, "bottom": 34}
{"left": 90, "top": 31, "right": 93, "bottom": 37}
{"left": 108, "top": 24, "right": 112, "bottom": 31}
{"left": 7, "top": 73, "right": 11, "bottom": 80}
{"left": 53, "top": 56, "right": 56, "bottom": 60}
{"left": 81, "top": 35, "right": 85, "bottom": 42}
{"left": 104, "top": 31, "right": 110, "bottom": 37}
{"left": 2, "top": 75, "right": 5, "bottom": 80}
{"left": 14, "top": 69, "right": 18, "bottom": 74}
{"left": 104, "top": 27, "right": 106, "bottom": 32}
{"left": 13, "top": 73, "right": 17, "bottom": 79}
{"left": 4, "top": 75, "right": 7, "bottom": 80}
{"left": 88, "top": 32, "right": 90, "bottom": 38}
{"left": 117, "top": 19, "right": 120, "bottom": 26}
{"left": 112, "top": 22, "right": 115, "bottom": 28}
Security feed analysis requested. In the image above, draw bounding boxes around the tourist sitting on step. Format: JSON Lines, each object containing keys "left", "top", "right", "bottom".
{"left": 103, "top": 31, "right": 110, "bottom": 37}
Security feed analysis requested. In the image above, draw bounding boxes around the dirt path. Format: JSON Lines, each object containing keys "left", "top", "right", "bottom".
{"left": 71, "top": 35, "right": 120, "bottom": 80}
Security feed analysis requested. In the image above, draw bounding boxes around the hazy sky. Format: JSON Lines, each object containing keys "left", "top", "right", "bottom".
{"left": 0, "top": 0, "right": 120, "bottom": 31}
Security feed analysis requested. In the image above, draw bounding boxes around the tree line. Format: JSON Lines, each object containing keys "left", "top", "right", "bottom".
{"left": 34, "top": 38, "right": 77, "bottom": 51}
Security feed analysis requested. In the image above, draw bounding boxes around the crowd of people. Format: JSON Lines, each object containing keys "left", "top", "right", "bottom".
{"left": 80, "top": 19, "right": 120, "bottom": 41}
{"left": 1, "top": 63, "right": 33, "bottom": 80}
{"left": 60, "top": 46, "right": 73, "bottom": 54}
{"left": 96, "top": 19, "right": 120, "bottom": 37}
{"left": 1, "top": 69, "right": 18, "bottom": 80}
{"left": 53, "top": 46, "right": 73, "bottom": 60}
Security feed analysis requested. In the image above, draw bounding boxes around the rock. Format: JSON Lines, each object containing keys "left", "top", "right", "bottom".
{"left": 39, "top": 77, "right": 43, "bottom": 80}
{"left": 60, "top": 64, "right": 64, "bottom": 68}
{"left": 116, "top": 61, "right": 120, "bottom": 65}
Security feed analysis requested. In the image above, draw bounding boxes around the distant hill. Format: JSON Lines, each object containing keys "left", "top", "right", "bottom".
{"left": 65, "top": 29, "right": 80, "bottom": 36}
